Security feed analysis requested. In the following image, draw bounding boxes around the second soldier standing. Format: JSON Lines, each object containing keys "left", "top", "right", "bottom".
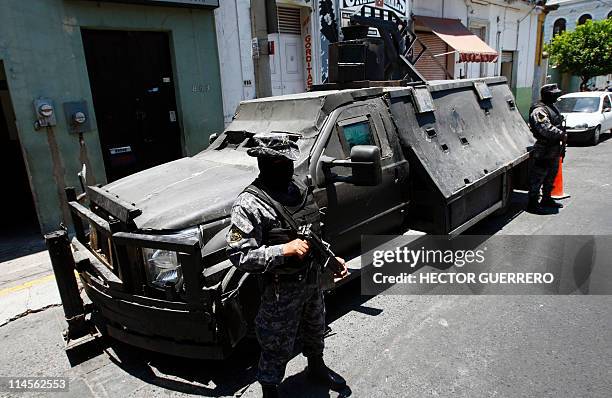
{"left": 527, "top": 83, "right": 567, "bottom": 214}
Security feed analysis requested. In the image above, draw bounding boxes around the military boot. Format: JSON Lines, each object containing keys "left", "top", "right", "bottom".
{"left": 261, "top": 383, "right": 279, "bottom": 398}
{"left": 306, "top": 355, "right": 347, "bottom": 391}
{"left": 526, "top": 196, "right": 547, "bottom": 215}
{"left": 540, "top": 196, "right": 564, "bottom": 208}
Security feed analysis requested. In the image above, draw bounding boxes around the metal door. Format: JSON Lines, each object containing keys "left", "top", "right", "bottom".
{"left": 270, "top": 33, "right": 306, "bottom": 96}
{"left": 313, "top": 99, "right": 409, "bottom": 255}
{"left": 82, "top": 30, "right": 183, "bottom": 181}
{"left": 269, "top": 6, "right": 305, "bottom": 96}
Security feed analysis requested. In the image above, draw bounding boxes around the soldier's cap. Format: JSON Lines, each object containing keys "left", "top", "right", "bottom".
{"left": 541, "top": 83, "right": 562, "bottom": 95}
{"left": 246, "top": 132, "right": 300, "bottom": 161}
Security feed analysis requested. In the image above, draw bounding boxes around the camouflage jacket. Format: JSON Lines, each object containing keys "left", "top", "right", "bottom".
{"left": 528, "top": 102, "right": 565, "bottom": 159}
{"left": 226, "top": 190, "right": 286, "bottom": 274}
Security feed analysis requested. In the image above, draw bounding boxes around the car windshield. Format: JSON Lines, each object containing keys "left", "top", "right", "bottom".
{"left": 557, "top": 97, "right": 601, "bottom": 113}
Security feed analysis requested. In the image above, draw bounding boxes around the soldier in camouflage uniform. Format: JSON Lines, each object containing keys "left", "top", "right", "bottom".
{"left": 226, "top": 133, "right": 348, "bottom": 398}
{"left": 527, "top": 83, "right": 567, "bottom": 214}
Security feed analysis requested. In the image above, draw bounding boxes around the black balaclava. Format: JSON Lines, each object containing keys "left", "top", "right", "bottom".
{"left": 541, "top": 84, "right": 562, "bottom": 105}
{"left": 257, "top": 156, "right": 294, "bottom": 190}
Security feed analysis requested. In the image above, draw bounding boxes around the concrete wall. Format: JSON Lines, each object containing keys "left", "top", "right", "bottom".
{"left": 412, "top": 0, "right": 538, "bottom": 118}
{"left": 0, "top": 0, "right": 223, "bottom": 233}
{"left": 214, "top": 0, "right": 257, "bottom": 126}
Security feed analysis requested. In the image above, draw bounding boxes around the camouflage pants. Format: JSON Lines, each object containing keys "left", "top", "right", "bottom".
{"left": 529, "top": 156, "right": 560, "bottom": 200}
{"left": 255, "top": 277, "right": 325, "bottom": 385}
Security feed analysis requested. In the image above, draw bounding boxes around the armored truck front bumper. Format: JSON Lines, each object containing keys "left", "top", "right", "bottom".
{"left": 46, "top": 191, "right": 243, "bottom": 360}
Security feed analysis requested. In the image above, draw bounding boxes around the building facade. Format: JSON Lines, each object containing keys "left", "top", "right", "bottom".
{"left": 409, "top": 0, "right": 541, "bottom": 118}
{"left": 544, "top": 0, "right": 612, "bottom": 92}
{"left": 0, "top": 0, "right": 224, "bottom": 234}
{"left": 213, "top": 1, "right": 542, "bottom": 128}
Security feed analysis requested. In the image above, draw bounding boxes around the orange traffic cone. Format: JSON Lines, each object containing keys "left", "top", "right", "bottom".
{"left": 551, "top": 157, "right": 570, "bottom": 199}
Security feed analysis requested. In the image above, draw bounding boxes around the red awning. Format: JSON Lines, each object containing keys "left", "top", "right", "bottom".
{"left": 414, "top": 16, "right": 498, "bottom": 63}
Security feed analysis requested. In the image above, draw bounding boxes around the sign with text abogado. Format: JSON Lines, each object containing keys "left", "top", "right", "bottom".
{"left": 340, "top": 0, "right": 408, "bottom": 26}
{"left": 360, "top": 235, "right": 612, "bottom": 295}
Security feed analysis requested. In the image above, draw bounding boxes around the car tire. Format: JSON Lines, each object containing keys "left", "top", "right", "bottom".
{"left": 591, "top": 126, "right": 601, "bottom": 146}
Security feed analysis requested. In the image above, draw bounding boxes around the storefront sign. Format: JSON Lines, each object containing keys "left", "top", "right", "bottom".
{"left": 304, "top": 34, "right": 314, "bottom": 89}
{"left": 341, "top": 0, "right": 407, "bottom": 16}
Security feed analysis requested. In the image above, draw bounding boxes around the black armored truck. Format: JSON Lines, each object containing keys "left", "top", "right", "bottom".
{"left": 46, "top": 7, "right": 534, "bottom": 359}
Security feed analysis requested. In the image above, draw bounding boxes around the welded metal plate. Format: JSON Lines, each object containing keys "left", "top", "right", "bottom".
{"left": 473, "top": 81, "right": 493, "bottom": 100}
{"left": 390, "top": 78, "right": 534, "bottom": 201}
{"left": 412, "top": 86, "right": 435, "bottom": 113}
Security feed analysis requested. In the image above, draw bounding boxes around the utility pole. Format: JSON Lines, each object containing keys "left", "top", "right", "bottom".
{"left": 251, "top": 0, "right": 274, "bottom": 98}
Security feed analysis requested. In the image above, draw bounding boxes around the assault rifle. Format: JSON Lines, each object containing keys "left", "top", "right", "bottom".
{"left": 561, "top": 117, "right": 567, "bottom": 160}
{"left": 297, "top": 223, "right": 345, "bottom": 275}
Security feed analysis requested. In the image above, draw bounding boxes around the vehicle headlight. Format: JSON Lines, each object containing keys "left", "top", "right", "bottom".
{"left": 142, "top": 226, "right": 202, "bottom": 288}
{"left": 143, "top": 248, "right": 182, "bottom": 288}
{"left": 573, "top": 123, "right": 589, "bottom": 129}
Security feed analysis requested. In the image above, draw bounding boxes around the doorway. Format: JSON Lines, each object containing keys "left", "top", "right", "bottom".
{"left": 500, "top": 50, "right": 517, "bottom": 91}
{"left": 0, "top": 61, "right": 40, "bottom": 245}
{"left": 81, "top": 30, "right": 183, "bottom": 181}
{"left": 269, "top": 6, "right": 306, "bottom": 96}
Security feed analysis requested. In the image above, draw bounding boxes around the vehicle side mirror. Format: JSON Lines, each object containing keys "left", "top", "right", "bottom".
{"left": 320, "top": 145, "right": 382, "bottom": 186}
{"left": 209, "top": 132, "right": 219, "bottom": 145}
{"left": 603, "top": 106, "right": 611, "bottom": 113}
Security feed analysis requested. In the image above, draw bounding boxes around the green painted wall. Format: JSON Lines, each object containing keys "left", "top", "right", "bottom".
{"left": 549, "top": 68, "right": 595, "bottom": 93}
{"left": 514, "top": 86, "right": 533, "bottom": 121}
{"left": 0, "top": 0, "right": 223, "bottom": 233}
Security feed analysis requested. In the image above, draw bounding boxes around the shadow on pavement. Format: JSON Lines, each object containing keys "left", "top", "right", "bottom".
{"left": 0, "top": 225, "right": 45, "bottom": 263}
{"left": 67, "top": 334, "right": 260, "bottom": 396}
{"left": 58, "top": 190, "right": 533, "bottom": 396}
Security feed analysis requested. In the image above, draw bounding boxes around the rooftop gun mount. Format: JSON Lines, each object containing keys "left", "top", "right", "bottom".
{"left": 45, "top": 6, "right": 534, "bottom": 360}
{"left": 320, "top": 5, "right": 426, "bottom": 87}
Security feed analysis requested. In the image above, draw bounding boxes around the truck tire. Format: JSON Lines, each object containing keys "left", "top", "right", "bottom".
{"left": 591, "top": 126, "right": 601, "bottom": 146}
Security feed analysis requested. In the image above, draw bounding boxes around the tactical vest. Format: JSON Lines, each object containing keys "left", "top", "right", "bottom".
{"left": 243, "top": 178, "right": 321, "bottom": 275}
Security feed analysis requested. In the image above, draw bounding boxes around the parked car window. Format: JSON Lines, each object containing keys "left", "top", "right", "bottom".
{"left": 557, "top": 97, "right": 600, "bottom": 113}
{"left": 603, "top": 96, "right": 611, "bottom": 111}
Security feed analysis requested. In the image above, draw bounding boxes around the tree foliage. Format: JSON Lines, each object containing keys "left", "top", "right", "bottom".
{"left": 545, "top": 18, "right": 612, "bottom": 89}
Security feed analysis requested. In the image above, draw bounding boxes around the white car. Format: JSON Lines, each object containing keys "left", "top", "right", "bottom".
{"left": 556, "top": 91, "right": 612, "bottom": 145}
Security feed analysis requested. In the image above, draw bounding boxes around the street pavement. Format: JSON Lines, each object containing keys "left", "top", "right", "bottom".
{"left": 1, "top": 135, "right": 611, "bottom": 397}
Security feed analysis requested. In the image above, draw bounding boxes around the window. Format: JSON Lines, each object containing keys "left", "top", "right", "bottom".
{"left": 603, "top": 96, "right": 611, "bottom": 112}
{"left": 338, "top": 116, "right": 376, "bottom": 154}
{"left": 577, "top": 14, "right": 592, "bottom": 25}
{"left": 556, "top": 97, "right": 601, "bottom": 113}
{"left": 553, "top": 18, "right": 566, "bottom": 37}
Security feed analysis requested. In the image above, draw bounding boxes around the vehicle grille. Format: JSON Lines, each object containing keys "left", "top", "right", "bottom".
{"left": 89, "top": 223, "right": 113, "bottom": 269}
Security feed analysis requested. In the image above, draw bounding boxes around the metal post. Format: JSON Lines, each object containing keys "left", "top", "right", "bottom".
{"left": 65, "top": 187, "right": 86, "bottom": 244}
{"left": 44, "top": 230, "right": 88, "bottom": 340}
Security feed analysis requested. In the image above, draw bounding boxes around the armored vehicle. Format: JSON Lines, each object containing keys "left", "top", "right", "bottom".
{"left": 46, "top": 7, "right": 534, "bottom": 359}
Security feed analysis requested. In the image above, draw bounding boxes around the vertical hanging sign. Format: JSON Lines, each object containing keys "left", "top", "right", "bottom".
{"left": 302, "top": 10, "right": 314, "bottom": 90}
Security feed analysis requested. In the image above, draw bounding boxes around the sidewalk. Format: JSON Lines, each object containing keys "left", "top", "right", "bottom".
{"left": 0, "top": 235, "right": 60, "bottom": 327}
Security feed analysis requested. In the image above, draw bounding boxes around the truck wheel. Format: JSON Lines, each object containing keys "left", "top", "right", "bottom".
{"left": 591, "top": 126, "right": 601, "bottom": 146}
